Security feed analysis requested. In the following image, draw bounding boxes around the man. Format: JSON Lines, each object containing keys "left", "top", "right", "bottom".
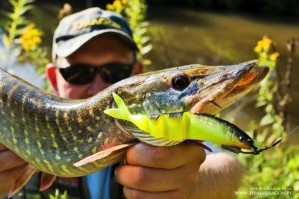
{"left": 0, "top": 7, "right": 243, "bottom": 199}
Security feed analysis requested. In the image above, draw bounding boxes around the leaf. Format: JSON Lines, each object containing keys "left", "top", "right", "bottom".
{"left": 294, "top": 181, "right": 299, "bottom": 192}
{"left": 1, "top": 10, "right": 10, "bottom": 18}
{"left": 260, "top": 114, "right": 274, "bottom": 126}
{"left": 140, "top": 44, "right": 152, "bottom": 55}
{"left": 19, "top": 6, "right": 33, "bottom": 15}
{"left": 140, "top": 21, "right": 149, "bottom": 26}
{"left": 2, "top": 34, "right": 10, "bottom": 49}
{"left": 9, "top": 0, "right": 18, "bottom": 7}
{"left": 255, "top": 100, "right": 267, "bottom": 107}
{"left": 134, "top": 27, "right": 147, "bottom": 36}
{"left": 140, "top": 36, "right": 150, "bottom": 44}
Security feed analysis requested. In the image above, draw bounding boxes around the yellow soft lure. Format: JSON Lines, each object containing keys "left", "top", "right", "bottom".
{"left": 105, "top": 92, "right": 250, "bottom": 149}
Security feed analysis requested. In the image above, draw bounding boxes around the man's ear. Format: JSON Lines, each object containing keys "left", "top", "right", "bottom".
{"left": 133, "top": 61, "right": 143, "bottom": 75}
{"left": 46, "top": 64, "right": 59, "bottom": 93}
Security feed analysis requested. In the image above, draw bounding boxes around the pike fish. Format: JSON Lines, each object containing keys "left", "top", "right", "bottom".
{"left": 0, "top": 60, "right": 268, "bottom": 196}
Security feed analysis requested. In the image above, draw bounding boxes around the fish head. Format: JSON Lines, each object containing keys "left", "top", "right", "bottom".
{"left": 114, "top": 60, "right": 269, "bottom": 116}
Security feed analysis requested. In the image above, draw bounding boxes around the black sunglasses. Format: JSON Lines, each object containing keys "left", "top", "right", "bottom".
{"left": 58, "top": 62, "right": 134, "bottom": 85}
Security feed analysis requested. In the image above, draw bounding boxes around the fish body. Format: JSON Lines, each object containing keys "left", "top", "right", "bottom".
{"left": 0, "top": 60, "right": 268, "bottom": 195}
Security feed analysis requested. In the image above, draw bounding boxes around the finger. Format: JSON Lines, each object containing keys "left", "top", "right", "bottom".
{"left": 115, "top": 164, "right": 197, "bottom": 192}
{"left": 123, "top": 187, "right": 187, "bottom": 199}
{"left": 0, "top": 163, "right": 28, "bottom": 193}
{"left": 8, "top": 164, "right": 37, "bottom": 197}
{"left": 0, "top": 150, "right": 25, "bottom": 172}
{"left": 126, "top": 142, "right": 205, "bottom": 169}
{"left": 0, "top": 143, "right": 7, "bottom": 152}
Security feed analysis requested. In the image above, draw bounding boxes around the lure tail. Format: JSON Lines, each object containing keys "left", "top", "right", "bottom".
{"left": 104, "top": 92, "right": 131, "bottom": 120}
{"left": 105, "top": 93, "right": 150, "bottom": 135}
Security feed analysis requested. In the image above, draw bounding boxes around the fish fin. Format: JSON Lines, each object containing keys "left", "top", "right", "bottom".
{"left": 74, "top": 143, "right": 135, "bottom": 167}
{"left": 8, "top": 164, "right": 38, "bottom": 197}
{"left": 39, "top": 172, "right": 56, "bottom": 191}
{"left": 104, "top": 92, "right": 131, "bottom": 121}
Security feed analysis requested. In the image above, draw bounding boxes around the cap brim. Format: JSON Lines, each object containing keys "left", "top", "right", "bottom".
{"left": 55, "top": 29, "right": 138, "bottom": 58}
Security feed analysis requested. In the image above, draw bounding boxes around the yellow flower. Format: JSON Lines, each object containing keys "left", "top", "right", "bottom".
{"left": 261, "top": 35, "right": 272, "bottom": 49}
{"left": 254, "top": 43, "right": 262, "bottom": 53}
{"left": 270, "top": 52, "right": 279, "bottom": 61}
{"left": 254, "top": 35, "right": 273, "bottom": 53}
{"left": 113, "top": 0, "right": 123, "bottom": 13}
{"left": 106, "top": 4, "right": 114, "bottom": 10}
{"left": 20, "top": 24, "right": 42, "bottom": 51}
{"left": 106, "top": 0, "right": 126, "bottom": 13}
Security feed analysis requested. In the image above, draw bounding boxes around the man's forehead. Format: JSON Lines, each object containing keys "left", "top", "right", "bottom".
{"left": 71, "top": 36, "right": 133, "bottom": 57}
{"left": 81, "top": 34, "right": 133, "bottom": 49}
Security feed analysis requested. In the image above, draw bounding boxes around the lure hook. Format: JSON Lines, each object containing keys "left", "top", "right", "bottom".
{"left": 222, "top": 124, "right": 299, "bottom": 155}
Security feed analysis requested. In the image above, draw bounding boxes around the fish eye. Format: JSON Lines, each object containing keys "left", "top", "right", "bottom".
{"left": 171, "top": 74, "right": 191, "bottom": 90}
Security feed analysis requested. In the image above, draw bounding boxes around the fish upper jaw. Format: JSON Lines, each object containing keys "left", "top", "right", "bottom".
{"left": 187, "top": 60, "right": 269, "bottom": 114}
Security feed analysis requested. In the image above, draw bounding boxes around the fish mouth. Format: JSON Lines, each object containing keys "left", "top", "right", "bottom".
{"left": 226, "top": 66, "right": 268, "bottom": 94}
{"left": 189, "top": 60, "right": 269, "bottom": 114}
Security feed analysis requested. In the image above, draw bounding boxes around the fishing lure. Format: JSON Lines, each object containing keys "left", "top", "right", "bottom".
{"left": 223, "top": 125, "right": 299, "bottom": 155}
{"left": 105, "top": 93, "right": 298, "bottom": 155}
{"left": 104, "top": 93, "right": 245, "bottom": 152}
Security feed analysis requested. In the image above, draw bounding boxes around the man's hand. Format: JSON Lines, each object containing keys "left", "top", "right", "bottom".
{"left": 0, "top": 143, "right": 28, "bottom": 198}
{"left": 115, "top": 142, "right": 205, "bottom": 199}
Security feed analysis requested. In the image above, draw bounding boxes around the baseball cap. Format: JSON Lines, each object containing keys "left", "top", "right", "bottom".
{"left": 52, "top": 7, "right": 138, "bottom": 61}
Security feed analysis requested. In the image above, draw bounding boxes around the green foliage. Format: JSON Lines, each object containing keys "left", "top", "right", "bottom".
{"left": 2, "top": 0, "right": 33, "bottom": 49}
{"left": 235, "top": 36, "right": 299, "bottom": 199}
{"left": 0, "top": 0, "right": 49, "bottom": 73}
{"left": 106, "top": 0, "right": 152, "bottom": 65}
{"left": 49, "top": 189, "right": 68, "bottom": 199}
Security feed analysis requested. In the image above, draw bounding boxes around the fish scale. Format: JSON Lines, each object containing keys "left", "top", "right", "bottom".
{"left": 0, "top": 69, "right": 134, "bottom": 177}
{"left": 0, "top": 60, "right": 269, "bottom": 196}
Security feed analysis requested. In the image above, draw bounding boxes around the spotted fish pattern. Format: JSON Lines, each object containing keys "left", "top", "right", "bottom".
{"left": 0, "top": 70, "right": 134, "bottom": 177}
{"left": 0, "top": 60, "right": 268, "bottom": 178}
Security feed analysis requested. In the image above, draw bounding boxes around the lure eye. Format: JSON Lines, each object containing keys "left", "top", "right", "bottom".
{"left": 239, "top": 136, "right": 254, "bottom": 145}
{"left": 239, "top": 136, "right": 245, "bottom": 142}
{"left": 171, "top": 74, "right": 191, "bottom": 90}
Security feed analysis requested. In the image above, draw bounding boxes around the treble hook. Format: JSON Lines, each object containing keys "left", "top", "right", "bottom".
{"left": 222, "top": 125, "right": 299, "bottom": 155}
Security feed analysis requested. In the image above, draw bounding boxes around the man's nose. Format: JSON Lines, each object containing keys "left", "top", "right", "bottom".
{"left": 87, "top": 74, "right": 111, "bottom": 96}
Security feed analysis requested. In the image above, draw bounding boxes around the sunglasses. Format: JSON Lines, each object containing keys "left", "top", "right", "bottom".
{"left": 58, "top": 62, "right": 134, "bottom": 85}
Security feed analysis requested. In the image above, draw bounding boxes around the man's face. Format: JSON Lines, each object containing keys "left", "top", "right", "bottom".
{"left": 50, "top": 35, "right": 141, "bottom": 99}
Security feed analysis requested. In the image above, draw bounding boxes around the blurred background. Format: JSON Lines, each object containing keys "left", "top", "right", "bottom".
{"left": 0, "top": 0, "right": 298, "bottom": 198}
